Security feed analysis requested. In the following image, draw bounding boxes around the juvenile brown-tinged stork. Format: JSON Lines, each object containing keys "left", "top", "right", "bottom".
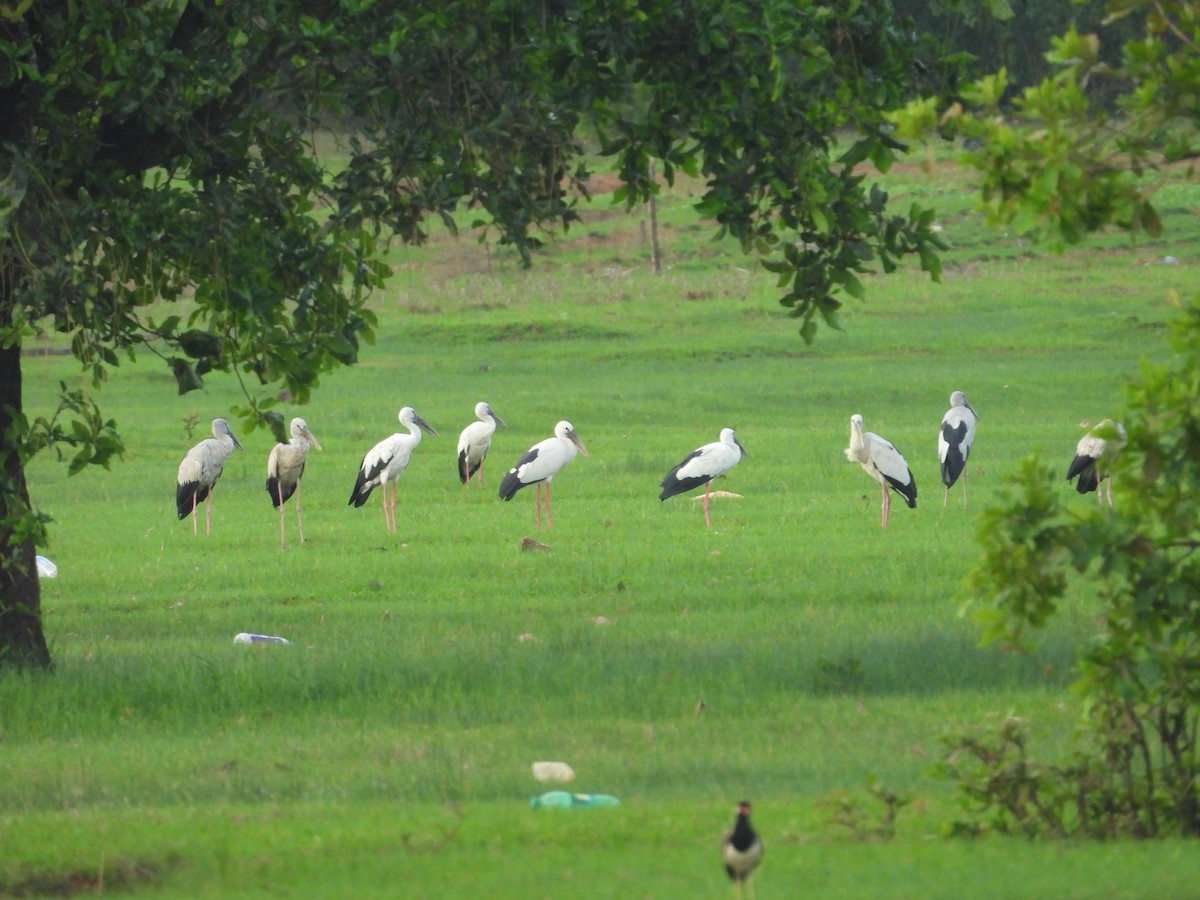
{"left": 266, "top": 417, "right": 322, "bottom": 546}
{"left": 845, "top": 413, "right": 917, "bottom": 529}
{"left": 497, "top": 420, "right": 588, "bottom": 530}
{"left": 457, "top": 401, "right": 507, "bottom": 487}
{"left": 176, "top": 418, "right": 243, "bottom": 535}
{"left": 722, "top": 800, "right": 763, "bottom": 900}
{"left": 938, "top": 390, "right": 979, "bottom": 507}
{"left": 348, "top": 406, "right": 438, "bottom": 533}
{"left": 659, "top": 427, "right": 747, "bottom": 528}
{"left": 1067, "top": 418, "right": 1127, "bottom": 507}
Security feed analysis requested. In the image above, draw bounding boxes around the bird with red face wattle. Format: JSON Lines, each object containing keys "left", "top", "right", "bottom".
{"left": 722, "top": 800, "right": 763, "bottom": 898}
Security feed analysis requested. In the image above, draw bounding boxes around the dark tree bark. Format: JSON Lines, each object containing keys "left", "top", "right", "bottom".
{"left": 0, "top": 296, "right": 51, "bottom": 670}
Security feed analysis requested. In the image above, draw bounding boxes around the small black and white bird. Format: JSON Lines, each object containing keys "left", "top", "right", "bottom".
{"left": 497, "top": 420, "right": 588, "bottom": 530}
{"left": 176, "top": 417, "right": 244, "bottom": 535}
{"left": 938, "top": 390, "right": 979, "bottom": 507}
{"left": 348, "top": 406, "right": 439, "bottom": 533}
{"left": 266, "top": 417, "right": 322, "bottom": 546}
{"left": 457, "top": 401, "right": 507, "bottom": 487}
{"left": 845, "top": 413, "right": 917, "bottom": 529}
{"left": 659, "top": 427, "right": 747, "bottom": 528}
{"left": 722, "top": 800, "right": 763, "bottom": 899}
{"left": 1067, "top": 418, "right": 1127, "bottom": 507}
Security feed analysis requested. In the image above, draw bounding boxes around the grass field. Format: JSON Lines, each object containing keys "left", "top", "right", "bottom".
{"left": 2, "top": 153, "right": 1198, "bottom": 897}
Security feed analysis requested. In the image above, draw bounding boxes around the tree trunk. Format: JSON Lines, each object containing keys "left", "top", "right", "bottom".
{"left": 0, "top": 299, "right": 51, "bottom": 670}
{"left": 648, "top": 158, "right": 662, "bottom": 275}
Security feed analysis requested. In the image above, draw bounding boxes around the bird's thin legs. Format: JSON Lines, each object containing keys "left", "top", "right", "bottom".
{"left": 476, "top": 462, "right": 484, "bottom": 487}
{"left": 1105, "top": 476, "right": 1115, "bottom": 508}
{"left": 534, "top": 484, "right": 542, "bottom": 528}
{"left": 880, "top": 481, "right": 891, "bottom": 529}
{"left": 545, "top": 482, "right": 553, "bottom": 530}
{"left": 943, "top": 472, "right": 969, "bottom": 509}
{"left": 295, "top": 484, "right": 305, "bottom": 544}
{"left": 205, "top": 490, "right": 213, "bottom": 534}
{"left": 381, "top": 482, "right": 397, "bottom": 534}
{"left": 277, "top": 483, "right": 287, "bottom": 546}
{"left": 703, "top": 481, "right": 712, "bottom": 528}
{"left": 191, "top": 493, "right": 199, "bottom": 536}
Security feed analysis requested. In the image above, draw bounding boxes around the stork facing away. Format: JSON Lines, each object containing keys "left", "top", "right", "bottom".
{"left": 938, "top": 390, "right": 979, "bottom": 507}
{"left": 457, "top": 401, "right": 507, "bottom": 487}
{"left": 845, "top": 413, "right": 917, "bottom": 529}
{"left": 498, "top": 420, "right": 588, "bottom": 530}
{"left": 176, "top": 418, "right": 243, "bottom": 534}
{"left": 349, "top": 407, "right": 438, "bottom": 534}
{"left": 1067, "top": 418, "right": 1127, "bottom": 507}
{"left": 722, "top": 800, "right": 763, "bottom": 900}
{"left": 266, "top": 417, "right": 322, "bottom": 545}
{"left": 659, "top": 427, "right": 747, "bottom": 528}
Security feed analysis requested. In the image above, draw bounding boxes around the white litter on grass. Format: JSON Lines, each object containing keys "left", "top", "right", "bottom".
{"left": 233, "top": 633, "right": 290, "bottom": 645}
{"left": 691, "top": 490, "right": 743, "bottom": 501}
{"left": 36, "top": 556, "right": 58, "bottom": 578}
{"left": 532, "top": 761, "right": 576, "bottom": 783}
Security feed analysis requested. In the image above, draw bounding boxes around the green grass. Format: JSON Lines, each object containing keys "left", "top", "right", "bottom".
{"left": 2, "top": 156, "right": 1196, "bottom": 896}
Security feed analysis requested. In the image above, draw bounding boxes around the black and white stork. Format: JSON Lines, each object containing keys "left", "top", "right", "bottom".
{"left": 938, "top": 390, "right": 979, "bottom": 507}
{"left": 845, "top": 413, "right": 917, "bottom": 529}
{"left": 1067, "top": 418, "right": 1127, "bottom": 507}
{"left": 659, "top": 427, "right": 747, "bottom": 528}
{"left": 497, "top": 420, "right": 588, "bottom": 529}
{"left": 348, "top": 406, "right": 438, "bottom": 533}
{"left": 266, "top": 417, "right": 322, "bottom": 545}
{"left": 457, "top": 401, "right": 507, "bottom": 487}
{"left": 176, "top": 417, "right": 243, "bottom": 535}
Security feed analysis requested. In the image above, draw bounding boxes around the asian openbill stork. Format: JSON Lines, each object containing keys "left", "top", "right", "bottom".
{"left": 266, "top": 417, "right": 322, "bottom": 545}
{"left": 1067, "top": 418, "right": 1127, "bottom": 507}
{"left": 497, "top": 420, "right": 588, "bottom": 530}
{"left": 457, "top": 401, "right": 507, "bottom": 487}
{"left": 348, "top": 407, "right": 438, "bottom": 533}
{"left": 845, "top": 413, "right": 917, "bottom": 529}
{"left": 938, "top": 390, "right": 979, "bottom": 507}
{"left": 659, "top": 427, "right": 747, "bottom": 528}
{"left": 176, "top": 418, "right": 243, "bottom": 535}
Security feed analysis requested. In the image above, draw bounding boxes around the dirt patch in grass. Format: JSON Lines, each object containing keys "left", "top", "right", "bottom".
{"left": 4, "top": 858, "right": 166, "bottom": 897}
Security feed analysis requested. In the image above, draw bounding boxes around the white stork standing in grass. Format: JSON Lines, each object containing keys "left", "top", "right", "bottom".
{"left": 1067, "top": 418, "right": 1127, "bottom": 507}
{"left": 348, "top": 406, "right": 439, "bottom": 534}
{"left": 845, "top": 413, "right": 917, "bottom": 529}
{"left": 659, "top": 427, "right": 747, "bottom": 528}
{"left": 176, "top": 418, "right": 243, "bottom": 535}
{"left": 938, "top": 390, "right": 979, "bottom": 507}
{"left": 457, "top": 401, "right": 507, "bottom": 487}
{"left": 498, "top": 420, "right": 588, "bottom": 530}
{"left": 266, "top": 417, "right": 322, "bottom": 546}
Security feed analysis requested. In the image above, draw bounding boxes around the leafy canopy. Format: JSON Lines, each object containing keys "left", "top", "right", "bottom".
{"left": 890, "top": 0, "right": 1200, "bottom": 838}
{"left": 0, "top": 0, "right": 957, "bottom": 666}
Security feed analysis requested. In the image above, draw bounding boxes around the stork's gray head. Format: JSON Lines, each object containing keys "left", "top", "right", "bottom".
{"left": 950, "top": 390, "right": 979, "bottom": 420}
{"left": 291, "top": 417, "right": 322, "bottom": 451}
{"left": 214, "top": 418, "right": 244, "bottom": 450}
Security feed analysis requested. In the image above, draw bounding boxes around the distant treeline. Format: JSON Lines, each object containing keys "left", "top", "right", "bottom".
{"left": 896, "top": 0, "right": 1142, "bottom": 101}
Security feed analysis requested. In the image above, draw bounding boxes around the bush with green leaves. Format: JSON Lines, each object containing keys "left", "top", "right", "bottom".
{"left": 950, "top": 293, "right": 1200, "bottom": 838}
